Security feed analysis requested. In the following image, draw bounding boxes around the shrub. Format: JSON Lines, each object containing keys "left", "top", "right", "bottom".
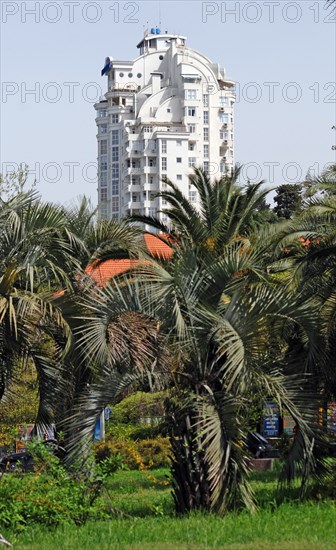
{"left": 95, "top": 440, "right": 142, "bottom": 469}
{"left": 0, "top": 443, "right": 105, "bottom": 532}
{"left": 137, "top": 438, "right": 171, "bottom": 469}
{"left": 97, "top": 454, "right": 125, "bottom": 475}
{"left": 106, "top": 422, "right": 162, "bottom": 441}
{"left": 94, "top": 437, "right": 171, "bottom": 470}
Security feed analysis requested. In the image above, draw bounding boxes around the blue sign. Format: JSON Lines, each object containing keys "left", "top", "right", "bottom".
{"left": 94, "top": 417, "right": 101, "bottom": 441}
{"left": 263, "top": 402, "right": 279, "bottom": 437}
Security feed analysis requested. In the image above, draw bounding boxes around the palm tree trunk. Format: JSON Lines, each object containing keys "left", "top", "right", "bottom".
{"left": 169, "top": 412, "right": 211, "bottom": 513}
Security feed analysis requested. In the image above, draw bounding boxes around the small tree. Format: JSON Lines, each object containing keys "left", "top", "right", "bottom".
{"left": 274, "top": 184, "right": 303, "bottom": 219}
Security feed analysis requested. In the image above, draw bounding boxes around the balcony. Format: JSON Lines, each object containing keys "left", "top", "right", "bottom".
{"left": 144, "top": 199, "right": 157, "bottom": 209}
{"left": 145, "top": 146, "right": 157, "bottom": 155}
{"left": 128, "top": 201, "right": 143, "bottom": 210}
{"left": 129, "top": 148, "right": 143, "bottom": 156}
{"left": 143, "top": 182, "right": 157, "bottom": 192}
{"left": 127, "top": 166, "right": 142, "bottom": 176}
{"left": 144, "top": 166, "right": 158, "bottom": 174}
{"left": 127, "top": 184, "right": 142, "bottom": 193}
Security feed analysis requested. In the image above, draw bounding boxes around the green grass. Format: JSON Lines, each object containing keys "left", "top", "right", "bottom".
{"left": 4, "top": 468, "right": 336, "bottom": 550}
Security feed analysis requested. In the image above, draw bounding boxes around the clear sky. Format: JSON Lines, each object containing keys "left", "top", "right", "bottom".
{"left": 1, "top": 0, "right": 335, "bottom": 205}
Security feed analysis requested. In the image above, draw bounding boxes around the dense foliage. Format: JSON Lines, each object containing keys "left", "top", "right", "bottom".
{"left": 0, "top": 165, "right": 335, "bottom": 523}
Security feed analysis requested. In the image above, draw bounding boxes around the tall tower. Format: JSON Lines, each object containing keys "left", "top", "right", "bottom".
{"left": 95, "top": 28, "right": 235, "bottom": 222}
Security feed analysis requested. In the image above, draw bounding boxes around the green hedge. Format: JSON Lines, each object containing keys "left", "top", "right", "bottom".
{"left": 109, "top": 392, "right": 166, "bottom": 425}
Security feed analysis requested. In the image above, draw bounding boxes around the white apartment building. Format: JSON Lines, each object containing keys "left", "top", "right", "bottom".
{"left": 95, "top": 28, "right": 235, "bottom": 221}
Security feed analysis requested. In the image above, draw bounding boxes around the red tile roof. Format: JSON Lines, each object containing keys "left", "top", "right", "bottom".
{"left": 85, "top": 234, "right": 173, "bottom": 287}
{"left": 144, "top": 233, "right": 172, "bottom": 260}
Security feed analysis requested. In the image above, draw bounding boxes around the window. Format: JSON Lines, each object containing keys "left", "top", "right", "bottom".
{"left": 203, "top": 128, "right": 209, "bottom": 141}
{"left": 220, "top": 96, "right": 227, "bottom": 106}
{"left": 100, "top": 140, "right": 107, "bottom": 155}
{"left": 176, "top": 140, "right": 182, "bottom": 146}
{"left": 112, "top": 165, "right": 119, "bottom": 178}
{"left": 112, "top": 197, "right": 119, "bottom": 212}
{"left": 220, "top": 162, "right": 227, "bottom": 174}
{"left": 149, "top": 176, "right": 154, "bottom": 184}
{"left": 100, "top": 206, "right": 108, "bottom": 219}
{"left": 112, "top": 146, "right": 119, "bottom": 162}
{"left": 100, "top": 188, "right": 108, "bottom": 201}
{"left": 100, "top": 160, "right": 107, "bottom": 171}
{"left": 112, "top": 181, "right": 119, "bottom": 195}
{"left": 128, "top": 73, "right": 133, "bottom": 78}
{"left": 188, "top": 124, "right": 196, "bottom": 133}
{"left": 203, "top": 161, "right": 209, "bottom": 173}
{"left": 187, "top": 107, "right": 196, "bottom": 117}
{"left": 143, "top": 126, "right": 151, "bottom": 133}
{"left": 188, "top": 157, "right": 196, "bottom": 168}
{"left": 98, "top": 109, "right": 107, "bottom": 118}
{"left": 185, "top": 89, "right": 197, "bottom": 100}
{"left": 219, "top": 113, "right": 229, "bottom": 124}
{"left": 112, "top": 130, "right": 119, "bottom": 145}
{"left": 137, "top": 73, "right": 142, "bottom": 78}
{"left": 177, "top": 174, "right": 182, "bottom": 180}
{"left": 167, "top": 108, "right": 171, "bottom": 113}
{"left": 148, "top": 157, "right": 156, "bottom": 167}
{"left": 189, "top": 190, "right": 197, "bottom": 203}
{"left": 220, "top": 130, "right": 228, "bottom": 140}
{"left": 112, "top": 114, "right": 119, "bottom": 124}
{"left": 161, "top": 140, "right": 167, "bottom": 153}
{"left": 100, "top": 172, "right": 107, "bottom": 186}
{"left": 203, "top": 144, "right": 209, "bottom": 158}
{"left": 203, "top": 94, "right": 209, "bottom": 107}
{"left": 188, "top": 143, "right": 195, "bottom": 151}
{"left": 203, "top": 111, "right": 209, "bottom": 124}
{"left": 99, "top": 124, "right": 107, "bottom": 134}
{"left": 161, "top": 157, "right": 167, "bottom": 171}
{"left": 176, "top": 157, "right": 182, "bottom": 163}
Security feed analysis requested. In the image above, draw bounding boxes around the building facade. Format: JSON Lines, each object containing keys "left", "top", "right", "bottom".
{"left": 95, "top": 29, "right": 235, "bottom": 221}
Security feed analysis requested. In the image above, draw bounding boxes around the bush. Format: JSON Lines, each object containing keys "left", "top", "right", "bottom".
{"left": 97, "top": 454, "right": 125, "bottom": 475}
{"left": 94, "top": 437, "right": 171, "bottom": 470}
{"left": 0, "top": 442, "right": 105, "bottom": 532}
{"left": 137, "top": 438, "right": 171, "bottom": 469}
{"left": 106, "top": 422, "right": 162, "bottom": 441}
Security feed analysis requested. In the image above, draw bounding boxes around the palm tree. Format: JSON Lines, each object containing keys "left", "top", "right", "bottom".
{"left": 266, "top": 190, "right": 336, "bottom": 398}
{"left": 128, "top": 166, "right": 272, "bottom": 259}
{"left": 62, "top": 195, "right": 147, "bottom": 269}
{"left": 0, "top": 192, "right": 80, "bottom": 416}
{"left": 63, "top": 227, "right": 322, "bottom": 512}
{"left": 0, "top": 192, "right": 153, "bottom": 437}
{"left": 303, "top": 164, "right": 336, "bottom": 198}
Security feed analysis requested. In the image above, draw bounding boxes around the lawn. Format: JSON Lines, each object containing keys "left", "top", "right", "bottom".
{"left": 3, "top": 468, "right": 336, "bottom": 550}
